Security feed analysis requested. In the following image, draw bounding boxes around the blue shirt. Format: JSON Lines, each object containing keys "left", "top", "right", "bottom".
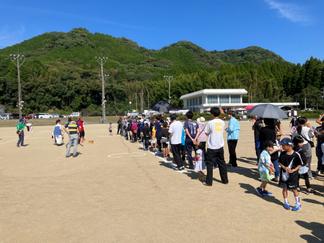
{"left": 184, "top": 120, "right": 198, "bottom": 139}
{"left": 258, "top": 150, "right": 271, "bottom": 173}
{"left": 226, "top": 117, "right": 240, "bottom": 140}
{"left": 53, "top": 124, "right": 62, "bottom": 137}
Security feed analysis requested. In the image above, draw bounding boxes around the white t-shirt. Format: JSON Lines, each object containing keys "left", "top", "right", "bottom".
{"left": 168, "top": 120, "right": 183, "bottom": 145}
{"left": 205, "top": 118, "right": 225, "bottom": 150}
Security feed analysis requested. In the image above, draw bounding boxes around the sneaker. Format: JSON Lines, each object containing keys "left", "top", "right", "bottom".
{"left": 202, "top": 182, "right": 212, "bottom": 187}
{"left": 291, "top": 204, "right": 301, "bottom": 212}
{"left": 262, "top": 190, "right": 273, "bottom": 196}
{"left": 283, "top": 202, "right": 291, "bottom": 210}
{"left": 256, "top": 187, "right": 264, "bottom": 196}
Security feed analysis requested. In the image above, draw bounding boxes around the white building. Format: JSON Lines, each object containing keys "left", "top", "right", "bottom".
{"left": 180, "top": 89, "right": 299, "bottom": 112}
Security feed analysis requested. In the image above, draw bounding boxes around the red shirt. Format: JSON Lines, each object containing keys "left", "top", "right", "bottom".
{"left": 77, "top": 119, "right": 84, "bottom": 132}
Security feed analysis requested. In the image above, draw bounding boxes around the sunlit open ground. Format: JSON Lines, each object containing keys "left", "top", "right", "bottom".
{"left": 0, "top": 121, "right": 323, "bottom": 242}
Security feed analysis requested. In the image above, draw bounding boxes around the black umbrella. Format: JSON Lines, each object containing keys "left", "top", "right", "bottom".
{"left": 249, "top": 104, "right": 288, "bottom": 120}
{"left": 152, "top": 101, "right": 171, "bottom": 113}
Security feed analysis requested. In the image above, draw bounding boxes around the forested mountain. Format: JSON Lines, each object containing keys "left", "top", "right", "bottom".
{"left": 0, "top": 28, "right": 323, "bottom": 114}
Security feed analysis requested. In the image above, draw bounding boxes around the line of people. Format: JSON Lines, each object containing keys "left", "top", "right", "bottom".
{"left": 118, "top": 107, "right": 241, "bottom": 186}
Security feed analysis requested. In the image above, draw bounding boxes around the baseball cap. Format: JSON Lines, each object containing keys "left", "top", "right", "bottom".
{"left": 280, "top": 137, "right": 293, "bottom": 146}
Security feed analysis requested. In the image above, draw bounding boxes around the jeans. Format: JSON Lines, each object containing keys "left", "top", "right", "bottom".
{"left": 205, "top": 147, "right": 228, "bottom": 185}
{"left": 227, "top": 140, "right": 238, "bottom": 167}
{"left": 185, "top": 139, "right": 195, "bottom": 168}
{"left": 17, "top": 131, "right": 24, "bottom": 147}
{"left": 255, "top": 139, "right": 261, "bottom": 161}
{"left": 66, "top": 134, "right": 79, "bottom": 157}
{"left": 272, "top": 159, "right": 280, "bottom": 178}
{"left": 171, "top": 144, "right": 184, "bottom": 169}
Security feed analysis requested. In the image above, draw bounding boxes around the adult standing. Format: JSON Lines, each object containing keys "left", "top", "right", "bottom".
{"left": 259, "top": 119, "right": 280, "bottom": 182}
{"left": 252, "top": 116, "right": 263, "bottom": 161}
{"left": 65, "top": 120, "right": 80, "bottom": 158}
{"left": 204, "top": 107, "right": 229, "bottom": 185}
{"left": 117, "top": 117, "right": 122, "bottom": 135}
{"left": 168, "top": 114, "right": 184, "bottom": 171}
{"left": 184, "top": 111, "right": 199, "bottom": 169}
{"left": 226, "top": 111, "right": 240, "bottom": 167}
{"left": 155, "top": 115, "right": 164, "bottom": 154}
{"left": 16, "top": 118, "right": 26, "bottom": 147}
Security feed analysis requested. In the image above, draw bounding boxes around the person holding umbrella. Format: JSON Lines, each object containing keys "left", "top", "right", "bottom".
{"left": 250, "top": 104, "right": 288, "bottom": 182}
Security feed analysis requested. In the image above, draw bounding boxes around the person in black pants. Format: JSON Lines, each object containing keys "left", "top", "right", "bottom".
{"left": 227, "top": 140, "right": 238, "bottom": 167}
{"left": 226, "top": 111, "right": 240, "bottom": 167}
{"left": 168, "top": 114, "right": 185, "bottom": 170}
{"left": 204, "top": 107, "right": 229, "bottom": 185}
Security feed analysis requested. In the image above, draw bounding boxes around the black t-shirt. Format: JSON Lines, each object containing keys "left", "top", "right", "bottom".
{"left": 279, "top": 151, "right": 302, "bottom": 172}
{"left": 142, "top": 126, "right": 151, "bottom": 138}
{"left": 260, "top": 126, "right": 278, "bottom": 160}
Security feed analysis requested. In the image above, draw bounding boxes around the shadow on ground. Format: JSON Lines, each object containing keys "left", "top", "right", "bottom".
{"left": 296, "top": 220, "right": 324, "bottom": 242}
{"left": 239, "top": 183, "right": 283, "bottom": 206}
{"left": 302, "top": 198, "right": 324, "bottom": 207}
{"left": 237, "top": 157, "right": 257, "bottom": 165}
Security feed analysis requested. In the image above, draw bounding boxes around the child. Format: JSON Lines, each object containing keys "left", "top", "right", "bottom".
{"left": 256, "top": 140, "right": 275, "bottom": 196}
{"left": 194, "top": 148, "right": 205, "bottom": 181}
{"left": 293, "top": 135, "right": 313, "bottom": 194}
{"left": 161, "top": 122, "right": 170, "bottom": 158}
{"left": 150, "top": 126, "right": 157, "bottom": 152}
{"left": 52, "top": 119, "right": 64, "bottom": 146}
{"left": 109, "top": 122, "right": 113, "bottom": 136}
{"left": 279, "top": 138, "right": 302, "bottom": 211}
{"left": 142, "top": 122, "right": 151, "bottom": 151}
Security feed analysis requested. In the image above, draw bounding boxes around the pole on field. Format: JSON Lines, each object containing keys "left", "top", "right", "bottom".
{"left": 95, "top": 56, "right": 108, "bottom": 123}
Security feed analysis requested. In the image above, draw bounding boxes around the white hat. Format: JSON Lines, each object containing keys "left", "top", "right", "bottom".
{"left": 197, "top": 117, "right": 205, "bottom": 123}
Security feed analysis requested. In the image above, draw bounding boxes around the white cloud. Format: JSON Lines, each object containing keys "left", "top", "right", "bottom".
{"left": 264, "top": 0, "right": 311, "bottom": 24}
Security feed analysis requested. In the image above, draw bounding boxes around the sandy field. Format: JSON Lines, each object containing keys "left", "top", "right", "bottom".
{"left": 0, "top": 121, "right": 323, "bottom": 242}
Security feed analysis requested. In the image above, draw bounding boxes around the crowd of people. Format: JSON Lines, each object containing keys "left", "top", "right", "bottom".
{"left": 117, "top": 109, "right": 324, "bottom": 212}
{"left": 15, "top": 110, "right": 324, "bottom": 212}
{"left": 252, "top": 114, "right": 324, "bottom": 211}
{"left": 117, "top": 107, "right": 240, "bottom": 185}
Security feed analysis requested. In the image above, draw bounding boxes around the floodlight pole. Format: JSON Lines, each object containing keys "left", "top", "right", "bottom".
{"left": 164, "top": 75, "right": 173, "bottom": 104}
{"left": 96, "top": 56, "right": 108, "bottom": 123}
{"left": 10, "top": 53, "right": 25, "bottom": 119}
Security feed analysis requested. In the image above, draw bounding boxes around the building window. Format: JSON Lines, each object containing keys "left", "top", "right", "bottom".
{"left": 207, "top": 95, "right": 218, "bottom": 104}
{"left": 219, "top": 95, "right": 230, "bottom": 104}
{"left": 231, "top": 95, "right": 241, "bottom": 103}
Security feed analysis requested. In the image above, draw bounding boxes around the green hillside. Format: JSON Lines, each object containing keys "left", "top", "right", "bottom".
{"left": 0, "top": 28, "right": 323, "bottom": 114}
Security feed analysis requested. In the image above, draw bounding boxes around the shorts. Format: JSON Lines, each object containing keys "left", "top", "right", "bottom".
{"left": 79, "top": 131, "right": 85, "bottom": 138}
{"left": 259, "top": 171, "right": 274, "bottom": 182}
{"left": 162, "top": 142, "right": 169, "bottom": 149}
{"left": 280, "top": 172, "right": 299, "bottom": 190}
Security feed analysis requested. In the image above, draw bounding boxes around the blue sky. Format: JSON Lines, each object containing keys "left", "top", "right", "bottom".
{"left": 0, "top": 0, "right": 323, "bottom": 63}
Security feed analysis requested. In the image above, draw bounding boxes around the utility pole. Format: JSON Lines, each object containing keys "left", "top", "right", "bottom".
{"left": 135, "top": 93, "right": 138, "bottom": 111}
{"left": 164, "top": 75, "right": 173, "bottom": 104}
{"left": 140, "top": 88, "right": 144, "bottom": 113}
{"left": 144, "top": 87, "right": 150, "bottom": 110}
{"left": 10, "top": 53, "right": 25, "bottom": 119}
{"left": 95, "top": 56, "right": 108, "bottom": 123}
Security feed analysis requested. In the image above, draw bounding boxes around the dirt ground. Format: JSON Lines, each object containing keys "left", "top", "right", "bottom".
{"left": 0, "top": 121, "right": 323, "bottom": 242}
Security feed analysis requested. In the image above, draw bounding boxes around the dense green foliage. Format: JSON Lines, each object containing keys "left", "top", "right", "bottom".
{"left": 0, "top": 28, "right": 323, "bottom": 115}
